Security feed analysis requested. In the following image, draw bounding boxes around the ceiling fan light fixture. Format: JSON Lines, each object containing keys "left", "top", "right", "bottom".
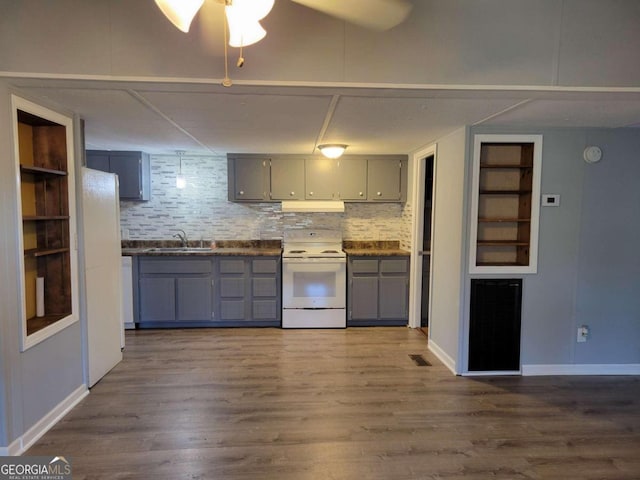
{"left": 226, "top": 11, "right": 267, "bottom": 47}
{"left": 225, "top": 0, "right": 273, "bottom": 47}
{"left": 154, "top": 0, "right": 204, "bottom": 33}
{"left": 318, "top": 144, "right": 348, "bottom": 159}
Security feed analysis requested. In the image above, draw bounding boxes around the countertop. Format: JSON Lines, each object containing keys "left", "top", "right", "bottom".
{"left": 343, "top": 240, "right": 410, "bottom": 257}
{"left": 121, "top": 240, "right": 409, "bottom": 257}
{"left": 121, "top": 239, "right": 282, "bottom": 257}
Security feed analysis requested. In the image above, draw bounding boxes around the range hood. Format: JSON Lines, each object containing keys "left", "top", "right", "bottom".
{"left": 281, "top": 200, "right": 345, "bottom": 213}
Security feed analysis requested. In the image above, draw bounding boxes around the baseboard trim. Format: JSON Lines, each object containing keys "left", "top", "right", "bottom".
{"left": 1, "top": 384, "right": 88, "bottom": 456}
{"left": 427, "top": 339, "right": 457, "bottom": 374}
{"left": 0, "top": 437, "right": 22, "bottom": 456}
{"left": 522, "top": 364, "right": 640, "bottom": 376}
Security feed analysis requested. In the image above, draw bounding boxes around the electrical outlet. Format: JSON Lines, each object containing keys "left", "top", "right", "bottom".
{"left": 577, "top": 325, "right": 589, "bottom": 343}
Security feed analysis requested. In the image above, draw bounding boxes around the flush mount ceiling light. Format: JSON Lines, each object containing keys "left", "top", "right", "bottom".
{"left": 318, "top": 144, "right": 348, "bottom": 159}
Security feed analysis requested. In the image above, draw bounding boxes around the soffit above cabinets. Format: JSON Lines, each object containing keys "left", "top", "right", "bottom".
{"left": 9, "top": 80, "right": 640, "bottom": 155}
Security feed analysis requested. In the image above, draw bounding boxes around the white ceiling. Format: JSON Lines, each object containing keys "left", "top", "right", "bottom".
{"left": 2, "top": 0, "right": 640, "bottom": 156}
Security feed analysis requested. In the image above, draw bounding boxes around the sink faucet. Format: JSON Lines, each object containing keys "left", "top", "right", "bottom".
{"left": 173, "top": 229, "right": 188, "bottom": 248}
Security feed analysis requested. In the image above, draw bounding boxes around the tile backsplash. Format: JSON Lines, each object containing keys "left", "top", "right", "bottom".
{"left": 120, "top": 155, "right": 412, "bottom": 249}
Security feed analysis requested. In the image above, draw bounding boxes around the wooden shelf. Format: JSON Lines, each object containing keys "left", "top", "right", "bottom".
{"left": 477, "top": 240, "right": 529, "bottom": 246}
{"left": 476, "top": 261, "right": 529, "bottom": 267}
{"left": 26, "top": 313, "right": 70, "bottom": 336}
{"left": 478, "top": 217, "right": 531, "bottom": 223}
{"left": 24, "top": 247, "right": 69, "bottom": 257}
{"left": 479, "top": 189, "right": 532, "bottom": 195}
{"left": 23, "top": 215, "right": 69, "bottom": 221}
{"left": 20, "top": 164, "right": 67, "bottom": 176}
{"left": 479, "top": 163, "right": 533, "bottom": 169}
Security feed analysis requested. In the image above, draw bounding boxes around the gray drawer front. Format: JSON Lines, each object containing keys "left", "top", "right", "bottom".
{"left": 220, "top": 277, "right": 245, "bottom": 297}
{"left": 351, "top": 259, "right": 379, "bottom": 273}
{"left": 140, "top": 258, "right": 212, "bottom": 274}
{"left": 380, "top": 259, "right": 408, "bottom": 273}
{"left": 253, "top": 277, "right": 277, "bottom": 297}
{"left": 252, "top": 258, "right": 278, "bottom": 274}
{"left": 253, "top": 300, "right": 277, "bottom": 320}
{"left": 220, "top": 258, "right": 246, "bottom": 274}
{"left": 220, "top": 300, "right": 245, "bottom": 320}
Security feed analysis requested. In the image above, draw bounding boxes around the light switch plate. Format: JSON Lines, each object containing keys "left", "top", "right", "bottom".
{"left": 542, "top": 194, "right": 560, "bottom": 207}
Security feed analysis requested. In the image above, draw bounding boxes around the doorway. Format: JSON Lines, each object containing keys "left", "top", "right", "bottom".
{"left": 419, "top": 155, "right": 434, "bottom": 333}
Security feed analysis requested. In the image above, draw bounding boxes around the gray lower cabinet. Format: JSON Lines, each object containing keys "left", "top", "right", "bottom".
{"left": 136, "top": 255, "right": 281, "bottom": 328}
{"left": 138, "top": 257, "right": 214, "bottom": 326}
{"left": 86, "top": 150, "right": 151, "bottom": 200}
{"left": 217, "top": 256, "right": 281, "bottom": 326}
{"left": 348, "top": 256, "right": 409, "bottom": 326}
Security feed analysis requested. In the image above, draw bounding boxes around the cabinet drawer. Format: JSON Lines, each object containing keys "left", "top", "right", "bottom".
{"left": 380, "top": 259, "right": 408, "bottom": 273}
{"left": 252, "top": 258, "right": 278, "bottom": 274}
{"left": 219, "top": 258, "right": 246, "bottom": 274}
{"left": 140, "top": 258, "right": 212, "bottom": 274}
{"left": 350, "top": 259, "right": 379, "bottom": 273}
{"left": 253, "top": 277, "right": 277, "bottom": 297}
{"left": 220, "top": 277, "right": 245, "bottom": 297}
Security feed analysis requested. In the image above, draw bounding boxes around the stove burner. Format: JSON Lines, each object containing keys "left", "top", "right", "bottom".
{"left": 288, "top": 250, "right": 307, "bottom": 254}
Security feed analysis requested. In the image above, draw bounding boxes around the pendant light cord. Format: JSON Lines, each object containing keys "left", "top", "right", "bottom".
{"left": 222, "top": 5, "right": 232, "bottom": 87}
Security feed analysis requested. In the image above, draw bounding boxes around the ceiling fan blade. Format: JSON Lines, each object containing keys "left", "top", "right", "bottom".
{"left": 290, "top": 0, "right": 412, "bottom": 31}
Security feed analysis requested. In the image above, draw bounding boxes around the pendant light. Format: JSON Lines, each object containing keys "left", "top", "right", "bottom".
{"left": 176, "top": 151, "right": 186, "bottom": 189}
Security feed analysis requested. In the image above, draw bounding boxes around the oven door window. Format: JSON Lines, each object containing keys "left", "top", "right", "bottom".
{"left": 293, "top": 271, "right": 336, "bottom": 298}
{"left": 283, "top": 261, "right": 346, "bottom": 309}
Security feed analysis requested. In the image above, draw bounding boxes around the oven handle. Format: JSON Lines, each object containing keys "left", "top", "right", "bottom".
{"left": 283, "top": 257, "right": 346, "bottom": 264}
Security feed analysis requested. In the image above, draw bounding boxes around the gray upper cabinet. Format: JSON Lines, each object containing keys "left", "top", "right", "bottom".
{"left": 86, "top": 150, "right": 150, "bottom": 200}
{"left": 336, "top": 157, "right": 367, "bottom": 200}
{"left": 367, "top": 156, "right": 407, "bottom": 201}
{"left": 228, "top": 156, "right": 269, "bottom": 201}
{"left": 227, "top": 154, "right": 407, "bottom": 203}
{"left": 305, "top": 157, "right": 336, "bottom": 199}
{"left": 270, "top": 157, "right": 305, "bottom": 200}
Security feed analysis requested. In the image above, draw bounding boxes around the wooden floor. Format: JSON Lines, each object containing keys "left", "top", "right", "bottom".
{"left": 28, "top": 327, "right": 640, "bottom": 479}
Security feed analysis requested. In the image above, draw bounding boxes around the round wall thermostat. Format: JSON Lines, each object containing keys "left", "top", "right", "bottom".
{"left": 583, "top": 146, "right": 602, "bottom": 164}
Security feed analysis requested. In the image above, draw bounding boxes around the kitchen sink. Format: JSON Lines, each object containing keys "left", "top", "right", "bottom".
{"left": 144, "top": 247, "right": 213, "bottom": 252}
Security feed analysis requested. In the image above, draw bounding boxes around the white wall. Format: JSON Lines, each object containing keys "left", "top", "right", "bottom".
{"left": 465, "top": 126, "right": 640, "bottom": 373}
{"left": 1, "top": 1, "right": 638, "bottom": 88}
{"left": 574, "top": 129, "right": 640, "bottom": 364}
{"left": 0, "top": 84, "right": 86, "bottom": 452}
{"left": 428, "top": 127, "right": 468, "bottom": 372}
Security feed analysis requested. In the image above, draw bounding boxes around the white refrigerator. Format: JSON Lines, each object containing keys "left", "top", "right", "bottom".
{"left": 82, "top": 167, "right": 123, "bottom": 387}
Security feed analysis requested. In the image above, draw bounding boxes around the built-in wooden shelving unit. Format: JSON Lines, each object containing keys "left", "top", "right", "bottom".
{"left": 469, "top": 135, "right": 542, "bottom": 274}
{"left": 13, "top": 95, "right": 77, "bottom": 348}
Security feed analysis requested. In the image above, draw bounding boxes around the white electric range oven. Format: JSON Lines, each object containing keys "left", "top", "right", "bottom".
{"left": 282, "top": 229, "right": 346, "bottom": 328}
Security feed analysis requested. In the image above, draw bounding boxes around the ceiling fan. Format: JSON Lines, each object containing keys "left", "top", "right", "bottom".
{"left": 155, "top": 0, "right": 413, "bottom": 45}
{"left": 155, "top": 0, "right": 412, "bottom": 86}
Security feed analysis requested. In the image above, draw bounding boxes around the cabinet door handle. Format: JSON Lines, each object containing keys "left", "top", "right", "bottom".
{"left": 377, "top": 191, "right": 382, "bottom": 196}
{"left": 239, "top": 190, "right": 244, "bottom": 195}
{"left": 290, "top": 191, "right": 295, "bottom": 196}
{"left": 359, "top": 192, "right": 364, "bottom": 197}
{"left": 309, "top": 191, "right": 313, "bottom": 196}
